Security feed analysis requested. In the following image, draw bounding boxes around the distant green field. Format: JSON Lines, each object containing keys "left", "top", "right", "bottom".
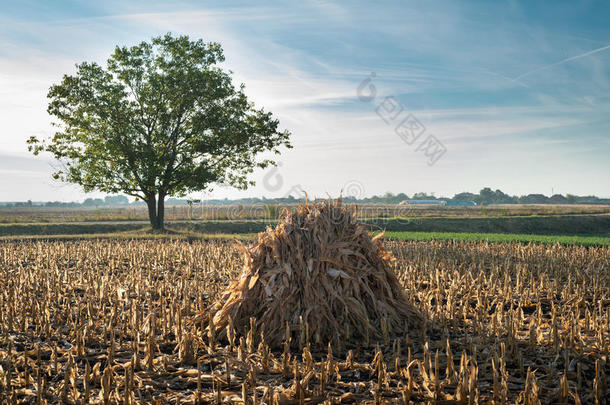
{"left": 3, "top": 213, "right": 608, "bottom": 236}
{"left": 2, "top": 224, "right": 608, "bottom": 247}
{"left": 373, "top": 214, "right": 610, "bottom": 235}
{"left": 384, "top": 231, "right": 610, "bottom": 246}
{"left": 1, "top": 207, "right": 609, "bottom": 247}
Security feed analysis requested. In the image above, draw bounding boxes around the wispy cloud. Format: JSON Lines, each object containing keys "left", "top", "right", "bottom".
{"left": 512, "top": 43, "right": 610, "bottom": 82}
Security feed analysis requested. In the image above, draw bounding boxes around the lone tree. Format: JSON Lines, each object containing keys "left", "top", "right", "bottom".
{"left": 28, "top": 34, "right": 291, "bottom": 231}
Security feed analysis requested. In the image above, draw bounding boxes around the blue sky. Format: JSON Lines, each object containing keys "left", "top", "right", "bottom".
{"left": 1, "top": 0, "right": 609, "bottom": 201}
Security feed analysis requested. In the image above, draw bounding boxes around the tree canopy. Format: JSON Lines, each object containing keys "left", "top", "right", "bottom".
{"left": 28, "top": 33, "right": 291, "bottom": 230}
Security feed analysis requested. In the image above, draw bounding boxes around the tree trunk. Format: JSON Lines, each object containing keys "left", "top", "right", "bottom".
{"left": 146, "top": 193, "right": 166, "bottom": 231}
{"left": 146, "top": 194, "right": 160, "bottom": 231}
{"left": 156, "top": 192, "right": 165, "bottom": 231}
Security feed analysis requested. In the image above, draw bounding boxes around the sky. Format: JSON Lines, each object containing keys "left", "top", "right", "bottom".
{"left": 1, "top": 0, "right": 609, "bottom": 201}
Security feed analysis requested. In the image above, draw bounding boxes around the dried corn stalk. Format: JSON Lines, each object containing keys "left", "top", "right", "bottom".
{"left": 202, "top": 199, "right": 423, "bottom": 348}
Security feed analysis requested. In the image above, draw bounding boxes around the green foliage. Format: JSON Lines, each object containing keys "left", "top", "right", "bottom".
{"left": 28, "top": 33, "right": 291, "bottom": 229}
{"left": 473, "top": 187, "right": 517, "bottom": 205}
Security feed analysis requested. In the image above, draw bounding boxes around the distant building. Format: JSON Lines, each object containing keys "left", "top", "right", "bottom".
{"left": 521, "top": 194, "right": 549, "bottom": 204}
{"left": 399, "top": 200, "right": 447, "bottom": 206}
{"left": 446, "top": 200, "right": 477, "bottom": 206}
{"left": 548, "top": 194, "right": 568, "bottom": 204}
{"left": 398, "top": 200, "right": 476, "bottom": 206}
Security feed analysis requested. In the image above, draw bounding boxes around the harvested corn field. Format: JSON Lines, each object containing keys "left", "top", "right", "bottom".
{"left": 0, "top": 239, "right": 608, "bottom": 403}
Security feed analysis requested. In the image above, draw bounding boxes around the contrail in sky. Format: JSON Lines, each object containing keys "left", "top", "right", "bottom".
{"left": 512, "top": 43, "right": 610, "bottom": 82}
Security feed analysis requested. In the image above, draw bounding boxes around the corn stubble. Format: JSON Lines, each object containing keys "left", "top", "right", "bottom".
{"left": 0, "top": 230, "right": 607, "bottom": 402}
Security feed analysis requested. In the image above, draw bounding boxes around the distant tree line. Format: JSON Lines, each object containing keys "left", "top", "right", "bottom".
{"left": 0, "top": 195, "right": 130, "bottom": 208}
{"left": 448, "top": 188, "right": 610, "bottom": 206}
{"left": 357, "top": 188, "right": 609, "bottom": 206}
{"left": 1, "top": 188, "right": 608, "bottom": 208}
